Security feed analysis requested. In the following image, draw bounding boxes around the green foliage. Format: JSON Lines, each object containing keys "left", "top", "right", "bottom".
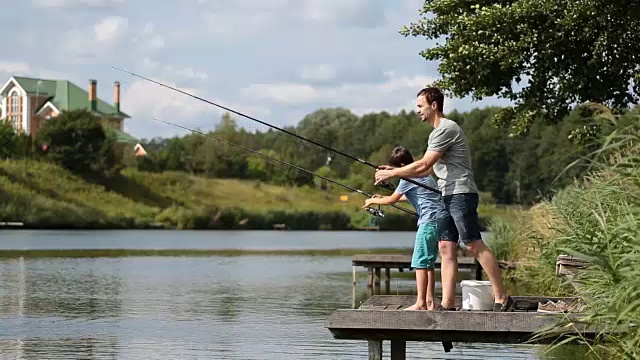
{"left": 136, "top": 106, "right": 634, "bottom": 206}
{"left": 491, "top": 122, "right": 640, "bottom": 358}
{"left": 36, "top": 109, "right": 117, "bottom": 177}
{"left": 0, "top": 119, "right": 23, "bottom": 159}
{"left": 0, "top": 159, "right": 378, "bottom": 230}
{"left": 400, "top": 0, "right": 640, "bottom": 135}
{"left": 540, "top": 124, "right": 640, "bottom": 359}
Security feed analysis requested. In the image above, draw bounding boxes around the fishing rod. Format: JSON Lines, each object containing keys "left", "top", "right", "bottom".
{"left": 151, "top": 117, "right": 418, "bottom": 218}
{"left": 112, "top": 67, "right": 441, "bottom": 195}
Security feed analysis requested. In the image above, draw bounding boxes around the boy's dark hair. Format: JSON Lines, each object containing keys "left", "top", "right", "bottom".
{"left": 416, "top": 87, "right": 444, "bottom": 112}
{"left": 388, "top": 146, "right": 414, "bottom": 167}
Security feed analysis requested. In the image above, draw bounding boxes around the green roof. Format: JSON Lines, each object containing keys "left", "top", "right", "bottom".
{"left": 12, "top": 76, "right": 130, "bottom": 118}
{"left": 105, "top": 127, "right": 138, "bottom": 144}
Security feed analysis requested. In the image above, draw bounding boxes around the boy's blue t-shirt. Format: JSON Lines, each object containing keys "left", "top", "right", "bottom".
{"left": 395, "top": 176, "right": 449, "bottom": 225}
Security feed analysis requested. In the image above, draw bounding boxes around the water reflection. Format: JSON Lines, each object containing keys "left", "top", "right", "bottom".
{"left": 0, "top": 258, "right": 122, "bottom": 320}
{"left": 0, "top": 337, "right": 119, "bottom": 360}
{"left": 0, "top": 231, "right": 592, "bottom": 360}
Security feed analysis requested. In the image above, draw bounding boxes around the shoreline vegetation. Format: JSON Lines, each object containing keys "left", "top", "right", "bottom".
{"left": 0, "top": 158, "right": 513, "bottom": 231}
{"left": 485, "top": 122, "right": 640, "bottom": 360}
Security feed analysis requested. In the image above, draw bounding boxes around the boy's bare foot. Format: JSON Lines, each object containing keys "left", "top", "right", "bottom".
{"left": 403, "top": 303, "right": 427, "bottom": 310}
{"left": 403, "top": 301, "right": 436, "bottom": 311}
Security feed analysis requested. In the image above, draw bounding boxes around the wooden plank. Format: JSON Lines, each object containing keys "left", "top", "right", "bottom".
{"left": 324, "top": 310, "right": 599, "bottom": 344}
{"left": 352, "top": 254, "right": 516, "bottom": 270}
{"left": 360, "top": 295, "right": 582, "bottom": 311}
{"left": 326, "top": 310, "right": 592, "bottom": 332}
{"left": 327, "top": 328, "right": 592, "bottom": 344}
{"left": 352, "top": 255, "right": 479, "bottom": 270}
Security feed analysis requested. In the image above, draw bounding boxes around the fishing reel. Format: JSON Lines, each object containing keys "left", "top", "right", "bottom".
{"left": 364, "top": 205, "right": 385, "bottom": 218}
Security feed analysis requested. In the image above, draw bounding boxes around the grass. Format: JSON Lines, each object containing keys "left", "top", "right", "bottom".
{"left": 0, "top": 159, "right": 519, "bottom": 230}
{"left": 488, "top": 122, "right": 640, "bottom": 359}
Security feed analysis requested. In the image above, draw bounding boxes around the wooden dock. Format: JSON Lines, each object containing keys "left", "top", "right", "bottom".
{"left": 352, "top": 254, "right": 516, "bottom": 288}
{"left": 325, "top": 295, "right": 596, "bottom": 360}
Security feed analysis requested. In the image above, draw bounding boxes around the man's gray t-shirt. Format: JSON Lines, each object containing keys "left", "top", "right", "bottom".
{"left": 427, "top": 118, "right": 479, "bottom": 196}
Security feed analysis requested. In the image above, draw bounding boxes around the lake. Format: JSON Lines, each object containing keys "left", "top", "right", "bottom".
{"left": 0, "top": 230, "right": 577, "bottom": 359}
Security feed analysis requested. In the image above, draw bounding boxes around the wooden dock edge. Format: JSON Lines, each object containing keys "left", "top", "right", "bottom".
{"left": 325, "top": 295, "right": 603, "bottom": 360}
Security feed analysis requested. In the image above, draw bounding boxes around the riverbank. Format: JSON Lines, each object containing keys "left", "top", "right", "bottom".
{"left": 486, "top": 125, "right": 640, "bottom": 359}
{"left": 0, "top": 159, "right": 516, "bottom": 231}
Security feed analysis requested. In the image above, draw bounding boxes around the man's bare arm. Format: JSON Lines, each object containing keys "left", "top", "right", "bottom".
{"left": 386, "top": 151, "right": 442, "bottom": 178}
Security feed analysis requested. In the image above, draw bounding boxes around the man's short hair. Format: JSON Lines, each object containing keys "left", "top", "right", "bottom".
{"left": 387, "top": 146, "right": 415, "bottom": 167}
{"left": 416, "top": 87, "right": 444, "bottom": 112}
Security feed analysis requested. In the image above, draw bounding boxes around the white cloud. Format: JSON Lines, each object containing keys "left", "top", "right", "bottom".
{"left": 59, "top": 16, "right": 129, "bottom": 62}
{"left": 138, "top": 58, "right": 209, "bottom": 82}
{"left": 242, "top": 72, "right": 434, "bottom": 110}
{"left": 121, "top": 78, "right": 271, "bottom": 137}
{"left": 0, "top": 61, "right": 31, "bottom": 75}
{"left": 131, "top": 23, "right": 166, "bottom": 52}
{"left": 0, "top": 61, "right": 69, "bottom": 81}
{"left": 94, "top": 16, "right": 127, "bottom": 42}
{"left": 121, "top": 79, "right": 212, "bottom": 129}
{"left": 201, "top": 0, "right": 386, "bottom": 39}
{"left": 296, "top": 0, "right": 385, "bottom": 28}
{"left": 32, "top": 0, "right": 126, "bottom": 9}
{"left": 298, "top": 64, "right": 336, "bottom": 82}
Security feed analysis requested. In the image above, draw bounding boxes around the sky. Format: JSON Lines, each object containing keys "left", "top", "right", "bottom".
{"left": 1, "top": 0, "right": 511, "bottom": 139}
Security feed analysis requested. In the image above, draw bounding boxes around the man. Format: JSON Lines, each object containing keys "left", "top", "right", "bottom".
{"left": 374, "top": 87, "right": 514, "bottom": 312}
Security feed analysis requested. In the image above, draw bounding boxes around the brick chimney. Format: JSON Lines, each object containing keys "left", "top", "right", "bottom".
{"left": 114, "top": 81, "right": 120, "bottom": 113}
{"left": 88, "top": 79, "right": 97, "bottom": 112}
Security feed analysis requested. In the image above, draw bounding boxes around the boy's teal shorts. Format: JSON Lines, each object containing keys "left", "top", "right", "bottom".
{"left": 411, "top": 222, "right": 439, "bottom": 269}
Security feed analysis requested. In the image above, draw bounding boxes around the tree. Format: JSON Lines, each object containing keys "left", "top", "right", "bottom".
{"left": 400, "top": 0, "right": 640, "bottom": 135}
{"left": 36, "top": 109, "right": 117, "bottom": 177}
{"left": 0, "top": 120, "right": 22, "bottom": 159}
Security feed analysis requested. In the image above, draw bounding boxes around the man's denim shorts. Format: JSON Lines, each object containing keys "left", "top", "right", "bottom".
{"left": 438, "top": 193, "right": 483, "bottom": 245}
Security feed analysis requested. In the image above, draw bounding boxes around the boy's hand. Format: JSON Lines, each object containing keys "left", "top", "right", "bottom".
{"left": 363, "top": 198, "right": 377, "bottom": 208}
{"left": 371, "top": 194, "right": 383, "bottom": 198}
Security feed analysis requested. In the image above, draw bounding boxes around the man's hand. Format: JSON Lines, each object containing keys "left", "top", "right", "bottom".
{"left": 377, "top": 165, "right": 395, "bottom": 170}
{"left": 374, "top": 168, "right": 395, "bottom": 185}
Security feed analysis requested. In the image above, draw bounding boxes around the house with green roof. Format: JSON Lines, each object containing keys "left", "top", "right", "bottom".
{"left": 0, "top": 76, "right": 135, "bottom": 142}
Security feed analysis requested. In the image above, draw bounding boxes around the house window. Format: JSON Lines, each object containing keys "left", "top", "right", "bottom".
{"left": 11, "top": 93, "right": 19, "bottom": 114}
{"left": 7, "top": 89, "right": 21, "bottom": 131}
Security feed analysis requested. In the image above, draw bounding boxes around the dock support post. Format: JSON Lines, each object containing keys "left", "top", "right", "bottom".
{"left": 390, "top": 340, "right": 406, "bottom": 360}
{"left": 368, "top": 340, "right": 382, "bottom": 360}
{"left": 384, "top": 268, "right": 390, "bottom": 294}
{"left": 352, "top": 266, "right": 357, "bottom": 286}
{"left": 474, "top": 259, "right": 483, "bottom": 280}
{"left": 367, "top": 267, "right": 373, "bottom": 288}
{"left": 374, "top": 268, "right": 381, "bottom": 288}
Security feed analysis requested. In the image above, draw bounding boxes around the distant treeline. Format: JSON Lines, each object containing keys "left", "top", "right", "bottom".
{"left": 135, "top": 106, "right": 639, "bottom": 205}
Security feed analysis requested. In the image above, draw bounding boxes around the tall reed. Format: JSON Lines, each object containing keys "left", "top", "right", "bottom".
{"left": 534, "top": 123, "right": 640, "bottom": 359}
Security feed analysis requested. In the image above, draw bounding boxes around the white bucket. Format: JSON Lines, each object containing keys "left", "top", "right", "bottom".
{"left": 461, "top": 280, "right": 494, "bottom": 310}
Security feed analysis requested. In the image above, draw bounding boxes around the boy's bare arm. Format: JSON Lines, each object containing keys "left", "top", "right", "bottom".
{"left": 363, "top": 192, "right": 404, "bottom": 207}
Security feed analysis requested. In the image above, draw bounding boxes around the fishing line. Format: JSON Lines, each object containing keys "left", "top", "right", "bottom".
{"left": 112, "top": 66, "right": 441, "bottom": 195}
{"left": 150, "top": 117, "right": 418, "bottom": 218}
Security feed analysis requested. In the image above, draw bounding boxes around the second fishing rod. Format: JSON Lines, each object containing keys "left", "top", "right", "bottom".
{"left": 113, "top": 67, "right": 441, "bottom": 195}
{"left": 152, "top": 118, "right": 418, "bottom": 219}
